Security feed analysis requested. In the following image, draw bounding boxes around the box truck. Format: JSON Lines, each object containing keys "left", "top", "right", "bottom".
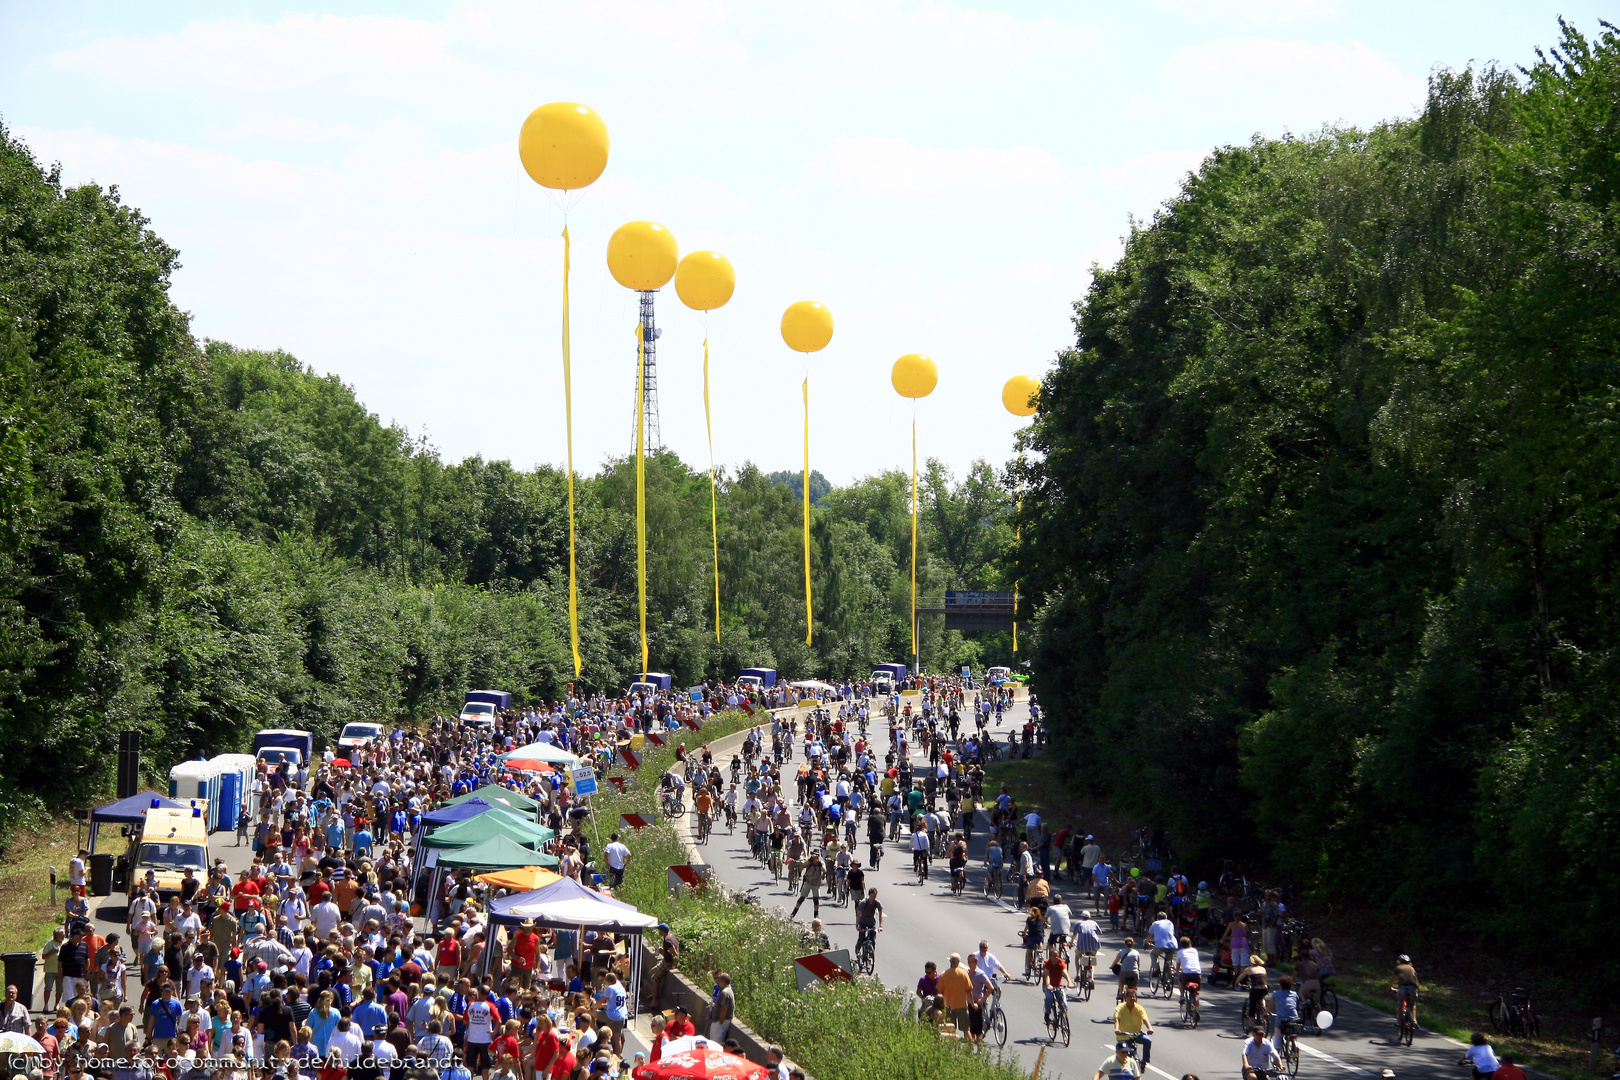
{"left": 736, "top": 668, "right": 777, "bottom": 692}
{"left": 253, "top": 729, "right": 315, "bottom": 772}
{"left": 460, "top": 690, "right": 512, "bottom": 730}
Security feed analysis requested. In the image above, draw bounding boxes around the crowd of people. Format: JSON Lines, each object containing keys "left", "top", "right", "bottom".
{"left": 17, "top": 678, "right": 826, "bottom": 1080}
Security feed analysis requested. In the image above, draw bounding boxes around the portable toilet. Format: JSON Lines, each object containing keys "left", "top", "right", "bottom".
{"left": 169, "top": 760, "right": 222, "bottom": 831}
{"left": 208, "top": 754, "right": 256, "bottom": 835}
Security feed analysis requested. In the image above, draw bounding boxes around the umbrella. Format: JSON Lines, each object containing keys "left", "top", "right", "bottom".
{"left": 475, "top": 866, "right": 563, "bottom": 892}
{"left": 503, "top": 758, "right": 554, "bottom": 773}
{"left": 331, "top": 758, "right": 352, "bottom": 768}
{"left": 633, "top": 1047, "right": 766, "bottom": 1080}
{"left": 0, "top": 1033, "right": 45, "bottom": 1053}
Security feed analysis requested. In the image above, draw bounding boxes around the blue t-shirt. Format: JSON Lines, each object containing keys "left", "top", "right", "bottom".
{"left": 149, "top": 997, "right": 183, "bottom": 1039}
{"left": 1271, "top": 989, "right": 1301, "bottom": 1022}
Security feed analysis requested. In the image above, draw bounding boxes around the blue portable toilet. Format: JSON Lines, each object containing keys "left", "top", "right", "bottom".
{"left": 207, "top": 753, "right": 256, "bottom": 835}
{"left": 169, "top": 760, "right": 223, "bottom": 831}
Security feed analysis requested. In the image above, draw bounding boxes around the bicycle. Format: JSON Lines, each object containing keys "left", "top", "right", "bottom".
{"left": 1395, "top": 990, "right": 1417, "bottom": 1046}
{"left": 855, "top": 927, "right": 877, "bottom": 975}
{"left": 983, "top": 993, "right": 1008, "bottom": 1048}
{"left": 1043, "top": 987, "right": 1071, "bottom": 1046}
{"left": 695, "top": 810, "right": 711, "bottom": 843}
{"left": 1275, "top": 1022, "right": 1301, "bottom": 1077}
{"left": 769, "top": 846, "right": 782, "bottom": 882}
{"left": 660, "top": 791, "right": 686, "bottom": 818}
{"left": 1489, "top": 985, "right": 1538, "bottom": 1039}
{"left": 984, "top": 864, "right": 1005, "bottom": 899}
{"left": 1306, "top": 976, "right": 1339, "bottom": 1020}
{"left": 1076, "top": 956, "right": 1096, "bottom": 1003}
{"left": 950, "top": 865, "right": 967, "bottom": 896}
{"left": 914, "top": 852, "right": 929, "bottom": 886}
{"left": 1152, "top": 957, "right": 1177, "bottom": 999}
{"left": 1179, "top": 979, "right": 1201, "bottom": 1028}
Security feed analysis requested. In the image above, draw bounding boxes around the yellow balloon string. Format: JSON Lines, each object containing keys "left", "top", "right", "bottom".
{"left": 562, "top": 226, "right": 581, "bottom": 677}
{"left": 1013, "top": 448, "right": 1022, "bottom": 654}
{"left": 704, "top": 336, "right": 720, "bottom": 644}
{"left": 911, "top": 414, "right": 919, "bottom": 664}
{"left": 802, "top": 376, "right": 812, "bottom": 646}
{"left": 636, "top": 321, "right": 649, "bottom": 676}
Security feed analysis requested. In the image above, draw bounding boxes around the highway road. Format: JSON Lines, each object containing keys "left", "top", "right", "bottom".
{"left": 685, "top": 699, "right": 1503, "bottom": 1080}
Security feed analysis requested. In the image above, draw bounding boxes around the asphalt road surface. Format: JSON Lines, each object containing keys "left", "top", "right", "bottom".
{"left": 687, "top": 700, "right": 1506, "bottom": 1080}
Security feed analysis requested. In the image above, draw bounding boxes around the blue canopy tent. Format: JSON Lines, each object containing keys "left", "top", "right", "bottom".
{"left": 89, "top": 791, "right": 190, "bottom": 853}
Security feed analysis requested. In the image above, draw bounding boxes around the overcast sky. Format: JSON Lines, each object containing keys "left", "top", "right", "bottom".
{"left": 1, "top": 1, "right": 1605, "bottom": 484}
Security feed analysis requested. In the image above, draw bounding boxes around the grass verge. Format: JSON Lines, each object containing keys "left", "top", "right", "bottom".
{"left": 0, "top": 819, "right": 82, "bottom": 956}
{"left": 600, "top": 712, "right": 1025, "bottom": 1080}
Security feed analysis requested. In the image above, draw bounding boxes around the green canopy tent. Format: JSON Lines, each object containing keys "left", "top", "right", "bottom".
{"left": 444, "top": 784, "right": 544, "bottom": 817}
{"left": 424, "top": 808, "right": 555, "bottom": 851}
{"left": 426, "top": 834, "right": 559, "bottom": 923}
{"left": 435, "top": 834, "right": 559, "bottom": 870}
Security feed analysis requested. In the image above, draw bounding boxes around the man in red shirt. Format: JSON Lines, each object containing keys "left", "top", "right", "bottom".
{"left": 231, "top": 874, "right": 262, "bottom": 913}
{"left": 511, "top": 920, "right": 540, "bottom": 988}
{"left": 532, "top": 1014, "right": 563, "bottom": 1077}
{"left": 435, "top": 933, "right": 461, "bottom": 984}
{"left": 1494, "top": 1055, "right": 1527, "bottom": 1080}
{"left": 307, "top": 871, "right": 331, "bottom": 906}
{"left": 664, "top": 1005, "right": 695, "bottom": 1041}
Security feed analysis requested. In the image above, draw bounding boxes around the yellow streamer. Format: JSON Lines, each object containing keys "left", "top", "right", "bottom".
{"left": 911, "top": 417, "right": 918, "bottom": 662}
{"left": 704, "top": 338, "right": 720, "bottom": 643}
{"left": 1013, "top": 449, "right": 1022, "bottom": 653}
{"left": 802, "top": 377, "right": 812, "bottom": 645}
{"left": 562, "top": 226, "right": 581, "bottom": 677}
{"left": 636, "top": 321, "right": 649, "bottom": 675}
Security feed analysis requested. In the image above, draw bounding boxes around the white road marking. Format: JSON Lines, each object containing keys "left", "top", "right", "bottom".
{"left": 1298, "top": 1041, "right": 1374, "bottom": 1075}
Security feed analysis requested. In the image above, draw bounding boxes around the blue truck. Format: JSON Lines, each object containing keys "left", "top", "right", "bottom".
{"left": 630, "top": 673, "right": 674, "bottom": 695}
{"left": 252, "top": 729, "right": 315, "bottom": 773}
{"left": 736, "top": 667, "right": 777, "bottom": 692}
{"left": 871, "top": 663, "right": 908, "bottom": 689}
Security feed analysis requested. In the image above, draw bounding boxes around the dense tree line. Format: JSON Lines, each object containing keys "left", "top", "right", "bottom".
{"left": 0, "top": 124, "right": 1013, "bottom": 836}
{"left": 1022, "top": 20, "right": 1620, "bottom": 955}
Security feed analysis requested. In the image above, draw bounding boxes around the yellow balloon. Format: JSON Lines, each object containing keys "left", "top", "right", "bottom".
{"left": 781, "top": 301, "right": 834, "bottom": 353}
{"left": 674, "top": 251, "right": 735, "bottom": 311}
{"left": 517, "top": 103, "right": 609, "bottom": 191}
{"left": 1003, "top": 375, "right": 1040, "bottom": 416}
{"left": 891, "top": 354, "right": 938, "bottom": 399}
{"left": 607, "top": 221, "right": 678, "bottom": 291}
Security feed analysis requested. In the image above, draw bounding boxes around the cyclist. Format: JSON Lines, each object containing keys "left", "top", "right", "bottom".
{"left": 1240, "top": 1026, "right": 1281, "bottom": 1080}
{"left": 866, "top": 809, "right": 886, "bottom": 867}
{"left": 693, "top": 785, "right": 714, "bottom": 834}
{"left": 660, "top": 769, "right": 685, "bottom": 806}
{"left": 1269, "top": 974, "right": 1302, "bottom": 1037}
{"left": 1113, "top": 986, "right": 1154, "bottom": 1065}
{"left": 1046, "top": 893, "right": 1073, "bottom": 958}
{"left": 1112, "top": 936, "right": 1142, "bottom": 999}
{"left": 947, "top": 833, "right": 969, "bottom": 893}
{"left": 1093, "top": 1043, "right": 1141, "bottom": 1080}
{"left": 1237, "top": 952, "right": 1270, "bottom": 1029}
{"left": 1294, "top": 949, "right": 1322, "bottom": 1016}
{"left": 984, "top": 836, "right": 1005, "bottom": 893}
{"left": 1148, "top": 910, "right": 1178, "bottom": 983}
{"left": 831, "top": 843, "right": 853, "bottom": 903}
{"left": 910, "top": 822, "right": 932, "bottom": 879}
{"left": 854, "top": 887, "right": 884, "bottom": 948}
{"left": 1022, "top": 905, "right": 1049, "bottom": 977}
{"left": 1075, "top": 910, "right": 1103, "bottom": 987}
{"left": 1391, "top": 954, "right": 1420, "bottom": 1028}
{"left": 975, "top": 940, "right": 1008, "bottom": 985}
{"left": 846, "top": 860, "right": 866, "bottom": 902}
{"left": 1041, "top": 942, "right": 1073, "bottom": 1017}
{"left": 1175, "top": 934, "right": 1202, "bottom": 992}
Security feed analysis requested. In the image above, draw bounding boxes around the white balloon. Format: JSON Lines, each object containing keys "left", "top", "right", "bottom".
{"left": 1317, "top": 1010, "right": 1335, "bottom": 1030}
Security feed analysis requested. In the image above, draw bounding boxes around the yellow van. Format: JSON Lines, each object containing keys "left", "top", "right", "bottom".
{"left": 128, "top": 806, "right": 209, "bottom": 902}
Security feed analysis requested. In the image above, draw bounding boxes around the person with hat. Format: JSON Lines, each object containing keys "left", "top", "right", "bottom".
{"left": 510, "top": 921, "right": 540, "bottom": 989}
{"left": 1094, "top": 1041, "right": 1141, "bottom": 1079}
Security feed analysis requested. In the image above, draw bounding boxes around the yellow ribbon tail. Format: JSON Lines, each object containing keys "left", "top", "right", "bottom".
{"left": 636, "top": 319, "right": 649, "bottom": 676}
{"left": 911, "top": 416, "right": 918, "bottom": 664}
{"left": 1013, "top": 449, "right": 1023, "bottom": 654}
{"left": 705, "top": 337, "right": 720, "bottom": 644}
{"left": 803, "top": 377, "right": 812, "bottom": 646}
{"left": 562, "top": 226, "right": 581, "bottom": 678}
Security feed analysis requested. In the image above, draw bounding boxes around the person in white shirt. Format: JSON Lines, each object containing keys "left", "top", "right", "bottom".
{"left": 1148, "top": 912, "right": 1179, "bottom": 977}
{"left": 603, "top": 835, "right": 632, "bottom": 888}
{"left": 184, "top": 957, "right": 213, "bottom": 997}
{"left": 1175, "top": 936, "right": 1202, "bottom": 990}
{"left": 1046, "top": 896, "right": 1074, "bottom": 948}
{"left": 1240, "top": 1028, "right": 1280, "bottom": 1079}
{"left": 326, "top": 1018, "right": 363, "bottom": 1065}
{"left": 975, "top": 940, "right": 1008, "bottom": 983}
{"left": 1459, "top": 1033, "right": 1500, "bottom": 1079}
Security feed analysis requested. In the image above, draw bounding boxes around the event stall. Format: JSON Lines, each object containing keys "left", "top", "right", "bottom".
{"left": 425, "top": 834, "right": 559, "bottom": 924}
{"left": 485, "top": 878, "right": 658, "bottom": 1017}
{"left": 88, "top": 791, "right": 189, "bottom": 854}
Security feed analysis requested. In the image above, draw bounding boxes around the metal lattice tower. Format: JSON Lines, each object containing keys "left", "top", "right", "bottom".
{"left": 633, "top": 289, "right": 663, "bottom": 451}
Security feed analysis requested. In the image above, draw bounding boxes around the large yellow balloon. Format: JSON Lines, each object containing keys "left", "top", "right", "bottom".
{"left": 1003, "top": 375, "right": 1040, "bottom": 416}
{"left": 892, "top": 354, "right": 938, "bottom": 399}
{"left": 607, "top": 221, "right": 678, "bottom": 291}
{"left": 781, "top": 301, "right": 834, "bottom": 353}
{"left": 675, "top": 251, "right": 735, "bottom": 311}
{"left": 517, "top": 103, "right": 609, "bottom": 191}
